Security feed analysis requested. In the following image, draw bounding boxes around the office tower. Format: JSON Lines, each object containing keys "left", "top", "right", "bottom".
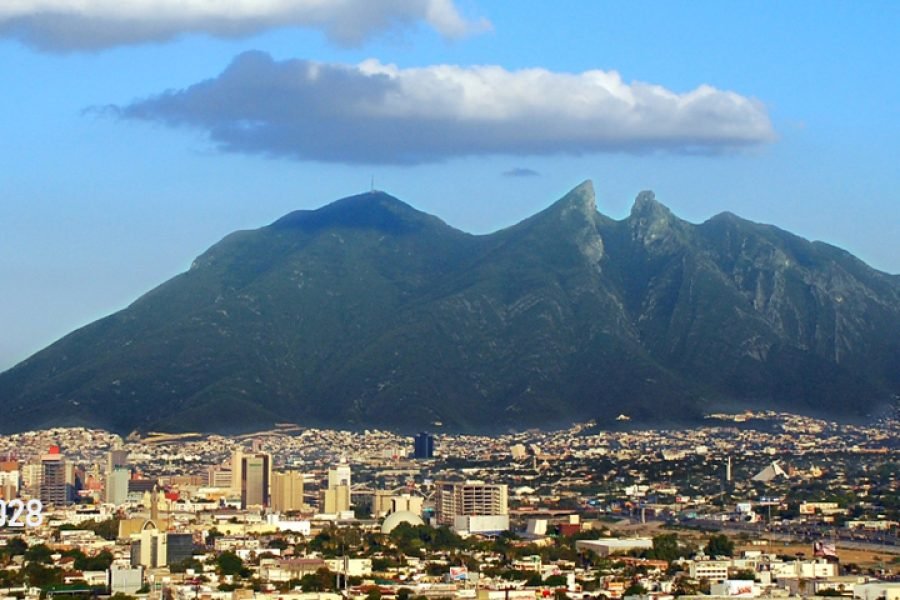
{"left": 327, "top": 460, "right": 351, "bottom": 489}
{"left": 106, "top": 467, "right": 130, "bottom": 505}
{"left": 207, "top": 465, "right": 233, "bottom": 489}
{"left": 131, "top": 530, "right": 193, "bottom": 568}
{"left": 103, "top": 448, "right": 130, "bottom": 506}
{"left": 40, "top": 446, "right": 72, "bottom": 507}
{"left": 107, "top": 449, "right": 129, "bottom": 473}
{"left": 322, "top": 460, "right": 352, "bottom": 515}
{"left": 21, "top": 463, "right": 41, "bottom": 498}
{"left": 0, "top": 461, "right": 19, "bottom": 500}
{"left": 413, "top": 432, "right": 435, "bottom": 459}
{"left": 241, "top": 453, "right": 271, "bottom": 509}
{"left": 271, "top": 471, "right": 305, "bottom": 513}
{"left": 231, "top": 448, "right": 244, "bottom": 496}
{"left": 434, "top": 481, "right": 508, "bottom": 525}
{"left": 323, "top": 485, "right": 351, "bottom": 514}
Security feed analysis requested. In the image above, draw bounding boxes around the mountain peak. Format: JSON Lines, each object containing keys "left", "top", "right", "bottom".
{"left": 628, "top": 191, "right": 683, "bottom": 250}
{"left": 630, "top": 190, "right": 671, "bottom": 220}
{"left": 555, "top": 180, "right": 596, "bottom": 213}
{"left": 271, "top": 190, "right": 448, "bottom": 235}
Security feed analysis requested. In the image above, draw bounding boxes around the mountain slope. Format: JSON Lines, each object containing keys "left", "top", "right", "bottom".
{"left": 1, "top": 183, "right": 897, "bottom": 434}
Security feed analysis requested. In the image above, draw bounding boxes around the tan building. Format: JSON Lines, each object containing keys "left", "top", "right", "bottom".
{"left": 272, "top": 471, "right": 305, "bottom": 513}
{"left": 323, "top": 484, "right": 351, "bottom": 514}
{"left": 231, "top": 448, "right": 271, "bottom": 508}
{"left": 434, "top": 481, "right": 508, "bottom": 526}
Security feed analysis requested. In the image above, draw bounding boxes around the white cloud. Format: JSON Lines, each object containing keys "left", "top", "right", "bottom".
{"left": 116, "top": 51, "right": 776, "bottom": 164}
{"left": 0, "top": 0, "right": 489, "bottom": 51}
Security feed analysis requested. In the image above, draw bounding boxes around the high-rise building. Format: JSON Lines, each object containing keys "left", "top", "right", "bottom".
{"left": 131, "top": 529, "right": 194, "bottom": 568}
{"left": 104, "top": 448, "right": 130, "bottom": 506}
{"left": 327, "top": 461, "right": 351, "bottom": 489}
{"left": 0, "top": 461, "right": 19, "bottom": 500}
{"left": 40, "top": 447, "right": 72, "bottom": 507}
{"left": 322, "top": 460, "right": 352, "bottom": 515}
{"left": 413, "top": 432, "right": 435, "bottom": 459}
{"left": 434, "top": 481, "right": 508, "bottom": 526}
{"left": 231, "top": 448, "right": 244, "bottom": 497}
{"left": 207, "top": 465, "right": 233, "bottom": 489}
{"left": 271, "top": 471, "right": 304, "bottom": 513}
{"left": 323, "top": 485, "right": 351, "bottom": 514}
{"left": 241, "top": 453, "right": 271, "bottom": 509}
{"left": 106, "top": 467, "right": 130, "bottom": 506}
{"left": 107, "top": 449, "right": 129, "bottom": 473}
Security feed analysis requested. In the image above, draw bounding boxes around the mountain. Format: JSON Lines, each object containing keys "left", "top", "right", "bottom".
{"left": 1, "top": 182, "right": 898, "bottom": 434}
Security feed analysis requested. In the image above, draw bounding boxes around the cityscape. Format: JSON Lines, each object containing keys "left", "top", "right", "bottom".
{"left": 2, "top": 3, "right": 899, "bottom": 600}
{"left": 1, "top": 412, "right": 897, "bottom": 600}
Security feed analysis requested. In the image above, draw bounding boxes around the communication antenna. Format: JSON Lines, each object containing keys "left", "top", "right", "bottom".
{"left": 370, "top": 175, "right": 375, "bottom": 192}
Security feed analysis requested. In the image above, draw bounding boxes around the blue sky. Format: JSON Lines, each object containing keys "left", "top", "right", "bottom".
{"left": 1, "top": 1, "right": 898, "bottom": 371}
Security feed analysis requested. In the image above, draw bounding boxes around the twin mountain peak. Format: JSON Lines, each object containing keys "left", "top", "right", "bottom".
{"left": 1, "top": 182, "right": 897, "bottom": 434}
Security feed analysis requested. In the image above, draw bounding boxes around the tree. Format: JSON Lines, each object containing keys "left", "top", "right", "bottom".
{"left": 365, "top": 587, "right": 382, "bottom": 600}
{"left": 673, "top": 575, "right": 700, "bottom": 596}
{"left": 299, "top": 568, "right": 334, "bottom": 592}
{"left": 169, "top": 557, "right": 204, "bottom": 573}
{"left": 705, "top": 534, "right": 734, "bottom": 557}
{"left": 623, "top": 583, "right": 647, "bottom": 597}
{"left": 731, "top": 569, "right": 756, "bottom": 581}
{"left": 3, "top": 537, "right": 28, "bottom": 557}
{"left": 91, "top": 518, "right": 121, "bottom": 541}
{"left": 24, "top": 544, "right": 53, "bottom": 564}
{"left": 268, "top": 538, "right": 289, "bottom": 550}
{"left": 544, "top": 575, "right": 567, "bottom": 588}
{"left": 73, "top": 550, "right": 114, "bottom": 571}
{"left": 217, "top": 551, "right": 244, "bottom": 576}
{"left": 23, "top": 562, "right": 63, "bottom": 587}
{"left": 649, "top": 534, "right": 680, "bottom": 562}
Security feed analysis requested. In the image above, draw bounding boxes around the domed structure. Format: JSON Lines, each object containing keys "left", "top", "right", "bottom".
{"left": 381, "top": 510, "right": 424, "bottom": 534}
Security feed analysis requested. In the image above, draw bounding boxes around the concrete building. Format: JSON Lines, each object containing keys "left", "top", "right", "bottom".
{"left": 391, "top": 494, "right": 423, "bottom": 516}
{"left": 107, "top": 449, "right": 129, "bottom": 473}
{"left": 413, "top": 432, "right": 435, "bottom": 459}
{"left": 372, "top": 490, "right": 394, "bottom": 518}
{"left": 40, "top": 447, "right": 72, "bottom": 507}
{"left": 322, "top": 460, "right": 352, "bottom": 514}
{"left": 109, "top": 567, "right": 143, "bottom": 595}
{"left": 271, "top": 471, "right": 304, "bottom": 513}
{"left": 687, "top": 560, "right": 731, "bottom": 581}
{"left": 323, "top": 485, "right": 351, "bottom": 514}
{"left": 328, "top": 461, "right": 351, "bottom": 489}
{"left": 434, "top": 481, "right": 508, "bottom": 526}
{"left": 105, "top": 467, "right": 130, "bottom": 506}
{"left": 854, "top": 583, "right": 900, "bottom": 600}
{"left": 576, "top": 538, "right": 655, "bottom": 558}
{"left": 325, "top": 558, "right": 372, "bottom": 578}
{"left": 131, "top": 528, "right": 194, "bottom": 569}
{"left": 453, "top": 514, "right": 510, "bottom": 534}
{"left": 241, "top": 452, "right": 271, "bottom": 509}
{"left": 0, "top": 461, "right": 19, "bottom": 500}
{"left": 208, "top": 465, "right": 234, "bottom": 489}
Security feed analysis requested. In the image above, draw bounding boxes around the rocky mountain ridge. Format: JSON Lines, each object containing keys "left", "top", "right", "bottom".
{"left": 1, "top": 182, "right": 897, "bottom": 433}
